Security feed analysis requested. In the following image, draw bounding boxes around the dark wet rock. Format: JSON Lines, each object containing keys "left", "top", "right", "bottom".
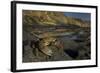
{"left": 64, "top": 49, "right": 79, "bottom": 59}
{"left": 72, "top": 35, "right": 85, "bottom": 42}
{"left": 23, "top": 40, "right": 29, "bottom": 46}
{"left": 84, "top": 53, "right": 89, "bottom": 57}
{"left": 22, "top": 26, "right": 90, "bottom": 62}
{"left": 74, "top": 39, "right": 85, "bottom": 42}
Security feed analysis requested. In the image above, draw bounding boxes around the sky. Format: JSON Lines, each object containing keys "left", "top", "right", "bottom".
{"left": 64, "top": 12, "right": 91, "bottom": 21}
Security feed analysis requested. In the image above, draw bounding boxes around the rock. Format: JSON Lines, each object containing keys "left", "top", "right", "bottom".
{"left": 64, "top": 49, "right": 79, "bottom": 59}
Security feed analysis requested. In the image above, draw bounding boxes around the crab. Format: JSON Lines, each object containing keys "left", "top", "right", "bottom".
{"left": 30, "top": 37, "right": 64, "bottom": 60}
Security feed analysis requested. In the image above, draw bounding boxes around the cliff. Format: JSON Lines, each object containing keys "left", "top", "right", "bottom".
{"left": 23, "top": 10, "right": 90, "bottom": 28}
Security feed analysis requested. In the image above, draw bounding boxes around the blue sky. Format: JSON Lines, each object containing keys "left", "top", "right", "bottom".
{"left": 64, "top": 12, "right": 91, "bottom": 21}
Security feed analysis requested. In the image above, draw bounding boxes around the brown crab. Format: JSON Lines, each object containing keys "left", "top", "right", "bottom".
{"left": 31, "top": 37, "right": 64, "bottom": 60}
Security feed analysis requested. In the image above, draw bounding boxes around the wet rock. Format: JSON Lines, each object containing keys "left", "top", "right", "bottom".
{"left": 64, "top": 49, "right": 79, "bottom": 59}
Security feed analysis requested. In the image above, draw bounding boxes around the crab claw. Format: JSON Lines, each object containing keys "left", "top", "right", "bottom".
{"left": 40, "top": 47, "right": 53, "bottom": 56}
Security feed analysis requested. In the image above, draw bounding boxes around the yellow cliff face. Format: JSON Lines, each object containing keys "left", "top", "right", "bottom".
{"left": 23, "top": 10, "right": 90, "bottom": 27}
